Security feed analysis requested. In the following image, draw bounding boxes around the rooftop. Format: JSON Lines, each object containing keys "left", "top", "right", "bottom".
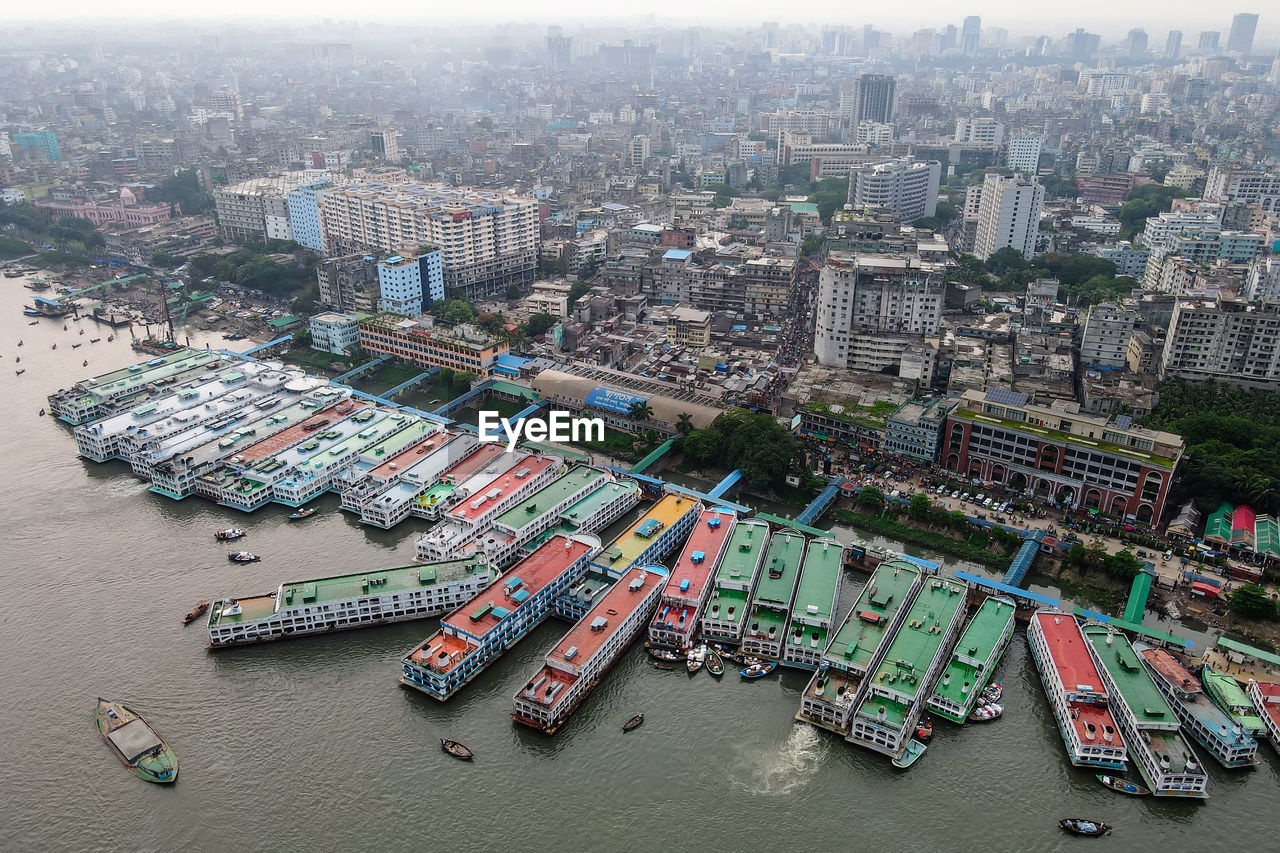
{"left": 714, "top": 519, "right": 770, "bottom": 587}
{"left": 1082, "top": 624, "right": 1175, "bottom": 728}
{"left": 823, "top": 559, "right": 922, "bottom": 674}
{"left": 660, "top": 508, "right": 735, "bottom": 604}
{"left": 368, "top": 428, "right": 452, "bottom": 480}
{"left": 930, "top": 595, "right": 1016, "bottom": 708}
{"left": 549, "top": 565, "right": 667, "bottom": 674}
{"left": 560, "top": 480, "right": 639, "bottom": 530}
{"left": 449, "top": 455, "right": 556, "bottom": 523}
{"left": 864, "top": 576, "right": 966, "bottom": 703}
{"left": 234, "top": 401, "right": 365, "bottom": 464}
{"left": 595, "top": 493, "right": 697, "bottom": 571}
{"left": 790, "top": 538, "right": 843, "bottom": 625}
{"left": 750, "top": 529, "right": 807, "bottom": 610}
{"left": 495, "top": 467, "right": 607, "bottom": 534}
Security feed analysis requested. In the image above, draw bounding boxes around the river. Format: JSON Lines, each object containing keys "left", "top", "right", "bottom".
{"left": 2, "top": 275, "right": 1277, "bottom": 852}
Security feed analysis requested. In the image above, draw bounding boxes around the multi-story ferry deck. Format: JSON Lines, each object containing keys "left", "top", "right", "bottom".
{"left": 1027, "top": 611, "right": 1128, "bottom": 770}
{"left": 782, "top": 537, "right": 844, "bottom": 669}
{"left": 328, "top": 418, "right": 439, "bottom": 500}
{"left": 926, "top": 595, "right": 1017, "bottom": 724}
{"left": 441, "top": 453, "right": 561, "bottom": 533}
{"left": 648, "top": 508, "right": 736, "bottom": 650}
{"left": 50, "top": 349, "right": 227, "bottom": 424}
{"left": 1082, "top": 625, "right": 1208, "bottom": 798}
{"left": 338, "top": 427, "right": 453, "bottom": 512}
{"left": 739, "top": 529, "right": 807, "bottom": 660}
{"left": 799, "top": 559, "right": 923, "bottom": 734}
{"left": 701, "top": 519, "right": 770, "bottom": 643}
{"left": 555, "top": 479, "right": 641, "bottom": 536}
{"left": 1201, "top": 664, "right": 1267, "bottom": 739}
{"left": 591, "top": 493, "right": 702, "bottom": 576}
{"left": 399, "top": 533, "right": 600, "bottom": 701}
{"left": 1137, "top": 643, "right": 1259, "bottom": 768}
{"left": 206, "top": 555, "right": 496, "bottom": 647}
{"left": 846, "top": 575, "right": 967, "bottom": 760}
{"left": 272, "top": 412, "right": 419, "bottom": 506}
{"left": 349, "top": 432, "right": 476, "bottom": 526}
{"left": 1246, "top": 680, "right": 1280, "bottom": 747}
{"left": 512, "top": 565, "right": 668, "bottom": 734}
{"left": 412, "top": 443, "right": 517, "bottom": 520}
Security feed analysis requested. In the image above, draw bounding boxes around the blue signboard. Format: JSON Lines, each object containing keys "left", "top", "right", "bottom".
{"left": 585, "top": 386, "right": 649, "bottom": 414}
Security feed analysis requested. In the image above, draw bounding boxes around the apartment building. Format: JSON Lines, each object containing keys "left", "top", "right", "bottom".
{"left": 972, "top": 172, "right": 1044, "bottom": 261}
{"left": 1161, "top": 298, "right": 1280, "bottom": 392}
{"left": 357, "top": 315, "right": 509, "bottom": 376}
{"left": 848, "top": 158, "right": 941, "bottom": 223}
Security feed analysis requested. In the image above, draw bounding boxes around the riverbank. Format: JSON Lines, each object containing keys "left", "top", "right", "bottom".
{"left": 832, "top": 507, "right": 1018, "bottom": 569}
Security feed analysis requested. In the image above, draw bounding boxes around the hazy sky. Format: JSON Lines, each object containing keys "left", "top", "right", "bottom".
{"left": 1, "top": 2, "right": 1271, "bottom": 44}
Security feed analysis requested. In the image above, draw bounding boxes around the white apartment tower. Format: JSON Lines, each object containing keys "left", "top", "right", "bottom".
{"left": 1080, "top": 302, "right": 1137, "bottom": 370}
{"left": 848, "top": 158, "right": 941, "bottom": 223}
{"left": 972, "top": 172, "right": 1044, "bottom": 261}
{"left": 1006, "top": 132, "right": 1044, "bottom": 174}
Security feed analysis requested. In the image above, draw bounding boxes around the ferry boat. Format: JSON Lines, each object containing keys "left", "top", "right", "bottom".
{"left": 846, "top": 575, "right": 968, "bottom": 762}
{"left": 23, "top": 307, "right": 41, "bottom": 316}
{"left": 798, "top": 559, "right": 923, "bottom": 735}
{"left": 700, "top": 519, "right": 770, "bottom": 643}
{"left": 648, "top": 508, "right": 736, "bottom": 651}
{"left": 400, "top": 534, "right": 600, "bottom": 700}
{"left": 781, "top": 537, "right": 844, "bottom": 669}
{"left": 927, "top": 595, "right": 1017, "bottom": 724}
{"left": 738, "top": 529, "right": 806, "bottom": 660}
{"left": 1246, "top": 680, "right": 1280, "bottom": 746}
{"left": 1135, "top": 642, "right": 1259, "bottom": 768}
{"left": 511, "top": 564, "right": 668, "bottom": 734}
{"left": 1081, "top": 624, "right": 1207, "bottom": 798}
{"left": 94, "top": 699, "right": 178, "bottom": 784}
{"left": 207, "top": 554, "right": 497, "bottom": 647}
{"left": 1201, "top": 663, "right": 1267, "bottom": 739}
{"left": 1027, "top": 611, "right": 1128, "bottom": 770}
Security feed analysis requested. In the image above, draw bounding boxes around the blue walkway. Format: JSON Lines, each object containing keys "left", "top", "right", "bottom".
{"left": 342, "top": 389, "right": 452, "bottom": 424}
{"left": 707, "top": 469, "right": 742, "bottom": 499}
{"left": 795, "top": 477, "right": 848, "bottom": 526}
{"left": 240, "top": 335, "right": 293, "bottom": 356}
{"left": 382, "top": 367, "right": 439, "bottom": 399}
{"left": 954, "top": 571, "right": 1061, "bottom": 608}
{"left": 508, "top": 399, "right": 548, "bottom": 425}
{"left": 603, "top": 466, "right": 751, "bottom": 513}
{"left": 431, "top": 379, "right": 496, "bottom": 417}
{"left": 332, "top": 356, "right": 390, "bottom": 383}
{"left": 1002, "top": 529, "right": 1046, "bottom": 587}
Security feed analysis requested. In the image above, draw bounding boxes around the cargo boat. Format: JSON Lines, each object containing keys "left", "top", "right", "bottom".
{"left": 95, "top": 699, "right": 178, "bottom": 784}
{"left": 738, "top": 529, "right": 807, "bottom": 660}
{"left": 1246, "top": 680, "right": 1280, "bottom": 747}
{"left": 208, "top": 554, "right": 498, "bottom": 647}
{"left": 799, "top": 559, "right": 923, "bottom": 734}
{"left": 1027, "top": 611, "right": 1128, "bottom": 770}
{"left": 846, "top": 575, "right": 968, "bottom": 761}
{"left": 400, "top": 534, "right": 600, "bottom": 700}
{"left": 700, "top": 520, "right": 770, "bottom": 644}
{"left": 781, "top": 537, "right": 844, "bottom": 669}
{"left": 648, "top": 508, "right": 736, "bottom": 650}
{"left": 1201, "top": 663, "right": 1267, "bottom": 739}
{"left": 926, "top": 595, "right": 1017, "bottom": 724}
{"left": 512, "top": 565, "right": 668, "bottom": 733}
{"left": 1135, "top": 642, "right": 1259, "bottom": 768}
{"left": 1082, "top": 625, "right": 1207, "bottom": 798}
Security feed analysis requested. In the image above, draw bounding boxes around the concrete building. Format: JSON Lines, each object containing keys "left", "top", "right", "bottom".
{"left": 848, "top": 74, "right": 896, "bottom": 125}
{"left": 317, "top": 253, "right": 380, "bottom": 313}
{"left": 1206, "top": 166, "right": 1280, "bottom": 215}
{"left": 848, "top": 158, "right": 941, "bottom": 223}
{"left": 1227, "top": 13, "right": 1258, "bottom": 54}
{"left": 1080, "top": 302, "right": 1137, "bottom": 370}
{"left": 883, "top": 398, "right": 955, "bottom": 462}
{"left": 1246, "top": 258, "right": 1280, "bottom": 303}
{"left": 358, "top": 316, "right": 509, "bottom": 377}
{"left": 370, "top": 128, "right": 399, "bottom": 162}
{"left": 954, "top": 117, "right": 1005, "bottom": 146}
{"left": 814, "top": 252, "right": 945, "bottom": 369}
{"left": 1161, "top": 298, "right": 1280, "bottom": 392}
{"left": 972, "top": 172, "right": 1044, "bottom": 261}
{"left": 214, "top": 172, "right": 327, "bottom": 244}
{"left": 944, "top": 388, "right": 1183, "bottom": 524}
{"left": 1006, "top": 132, "right": 1044, "bottom": 174}
{"left": 284, "top": 178, "right": 335, "bottom": 252}
{"left": 378, "top": 250, "right": 444, "bottom": 316}
{"left": 667, "top": 305, "right": 712, "bottom": 347}
{"left": 309, "top": 313, "right": 361, "bottom": 354}
{"left": 630, "top": 135, "right": 651, "bottom": 169}
{"left": 317, "top": 182, "right": 538, "bottom": 300}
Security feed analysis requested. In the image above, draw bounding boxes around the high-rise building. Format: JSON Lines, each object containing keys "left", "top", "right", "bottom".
{"left": 630, "top": 135, "right": 651, "bottom": 169}
{"left": 954, "top": 117, "right": 1005, "bottom": 146}
{"left": 972, "top": 172, "right": 1044, "bottom": 261}
{"left": 1065, "top": 29, "right": 1100, "bottom": 61}
{"left": 813, "top": 251, "right": 946, "bottom": 370}
{"left": 1080, "top": 303, "right": 1137, "bottom": 370}
{"left": 1227, "top": 13, "right": 1259, "bottom": 54}
{"left": 317, "top": 182, "right": 538, "bottom": 300}
{"left": 1198, "top": 31, "right": 1221, "bottom": 52}
{"left": 317, "top": 253, "right": 379, "bottom": 312}
{"left": 847, "top": 158, "right": 941, "bottom": 223}
{"left": 1125, "top": 29, "right": 1148, "bottom": 58}
{"left": 961, "top": 16, "right": 981, "bottom": 55}
{"left": 850, "top": 74, "right": 896, "bottom": 125}
{"left": 285, "top": 178, "right": 335, "bottom": 252}
{"left": 1161, "top": 298, "right": 1280, "bottom": 392}
{"left": 213, "top": 172, "right": 326, "bottom": 244}
{"left": 940, "top": 25, "right": 958, "bottom": 53}
{"left": 546, "top": 27, "right": 573, "bottom": 68}
{"left": 378, "top": 250, "right": 444, "bottom": 316}
{"left": 11, "top": 130, "right": 60, "bottom": 162}
{"left": 370, "top": 128, "right": 399, "bottom": 163}
{"left": 1006, "top": 132, "right": 1044, "bottom": 174}
{"left": 1164, "top": 30, "right": 1183, "bottom": 60}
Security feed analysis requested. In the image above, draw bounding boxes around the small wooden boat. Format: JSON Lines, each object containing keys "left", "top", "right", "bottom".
{"left": 649, "top": 647, "right": 681, "bottom": 662}
{"left": 215, "top": 528, "right": 246, "bottom": 541}
{"left": 83, "top": 359, "right": 88, "bottom": 366}
{"left": 892, "top": 738, "right": 927, "bottom": 770}
{"left": 72, "top": 343, "right": 82, "bottom": 348}
{"left": 14, "top": 369, "right": 23, "bottom": 376}
{"left": 1097, "top": 775, "right": 1150, "bottom": 796}
{"left": 79, "top": 328, "right": 84, "bottom": 335}
{"left": 1059, "top": 818, "right": 1110, "bottom": 837}
{"left": 182, "top": 600, "right": 210, "bottom": 625}
{"left": 982, "top": 681, "right": 1003, "bottom": 702}
{"left": 741, "top": 661, "right": 776, "bottom": 679}
{"left": 228, "top": 551, "right": 260, "bottom": 563}
{"left": 39, "top": 408, "right": 45, "bottom": 416}
{"left": 441, "top": 738, "right": 473, "bottom": 760}
{"left": 95, "top": 699, "right": 178, "bottom": 783}
{"left": 90, "top": 338, "right": 101, "bottom": 343}
{"left": 686, "top": 644, "right": 706, "bottom": 673}
{"left": 653, "top": 662, "right": 675, "bottom": 671}
{"left": 706, "top": 650, "right": 725, "bottom": 676}
{"left": 287, "top": 507, "right": 317, "bottom": 520}
{"left": 107, "top": 335, "right": 115, "bottom": 341}
{"left": 622, "top": 713, "right": 644, "bottom": 732}
{"left": 915, "top": 716, "right": 934, "bottom": 743}
{"left": 970, "top": 703, "right": 1002, "bottom": 722}
{"left": 50, "top": 343, "right": 56, "bottom": 350}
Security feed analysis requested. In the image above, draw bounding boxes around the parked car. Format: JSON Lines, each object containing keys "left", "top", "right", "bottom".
{"left": 983, "top": 497, "right": 994, "bottom": 507}
{"left": 951, "top": 490, "right": 960, "bottom": 498}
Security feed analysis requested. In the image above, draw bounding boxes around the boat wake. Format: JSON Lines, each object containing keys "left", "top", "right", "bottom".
{"left": 729, "top": 724, "right": 828, "bottom": 796}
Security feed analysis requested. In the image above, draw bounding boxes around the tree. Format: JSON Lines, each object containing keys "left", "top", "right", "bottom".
{"left": 505, "top": 283, "right": 522, "bottom": 301}
{"left": 986, "top": 247, "right": 1029, "bottom": 277}
{"left": 434, "top": 299, "right": 474, "bottom": 326}
{"left": 628, "top": 401, "right": 655, "bottom": 422}
{"left": 908, "top": 492, "right": 933, "bottom": 522}
{"left": 568, "top": 280, "right": 591, "bottom": 308}
{"left": 1102, "top": 550, "right": 1143, "bottom": 580}
{"left": 1067, "top": 543, "right": 1087, "bottom": 567}
{"left": 438, "top": 367, "right": 455, "bottom": 388}
{"left": 291, "top": 328, "right": 312, "bottom": 346}
{"left": 857, "top": 486, "right": 885, "bottom": 512}
{"left": 451, "top": 371, "right": 475, "bottom": 393}
{"left": 524, "top": 313, "right": 557, "bottom": 338}
{"left": 1228, "top": 584, "right": 1278, "bottom": 620}
{"left": 675, "top": 412, "right": 694, "bottom": 436}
